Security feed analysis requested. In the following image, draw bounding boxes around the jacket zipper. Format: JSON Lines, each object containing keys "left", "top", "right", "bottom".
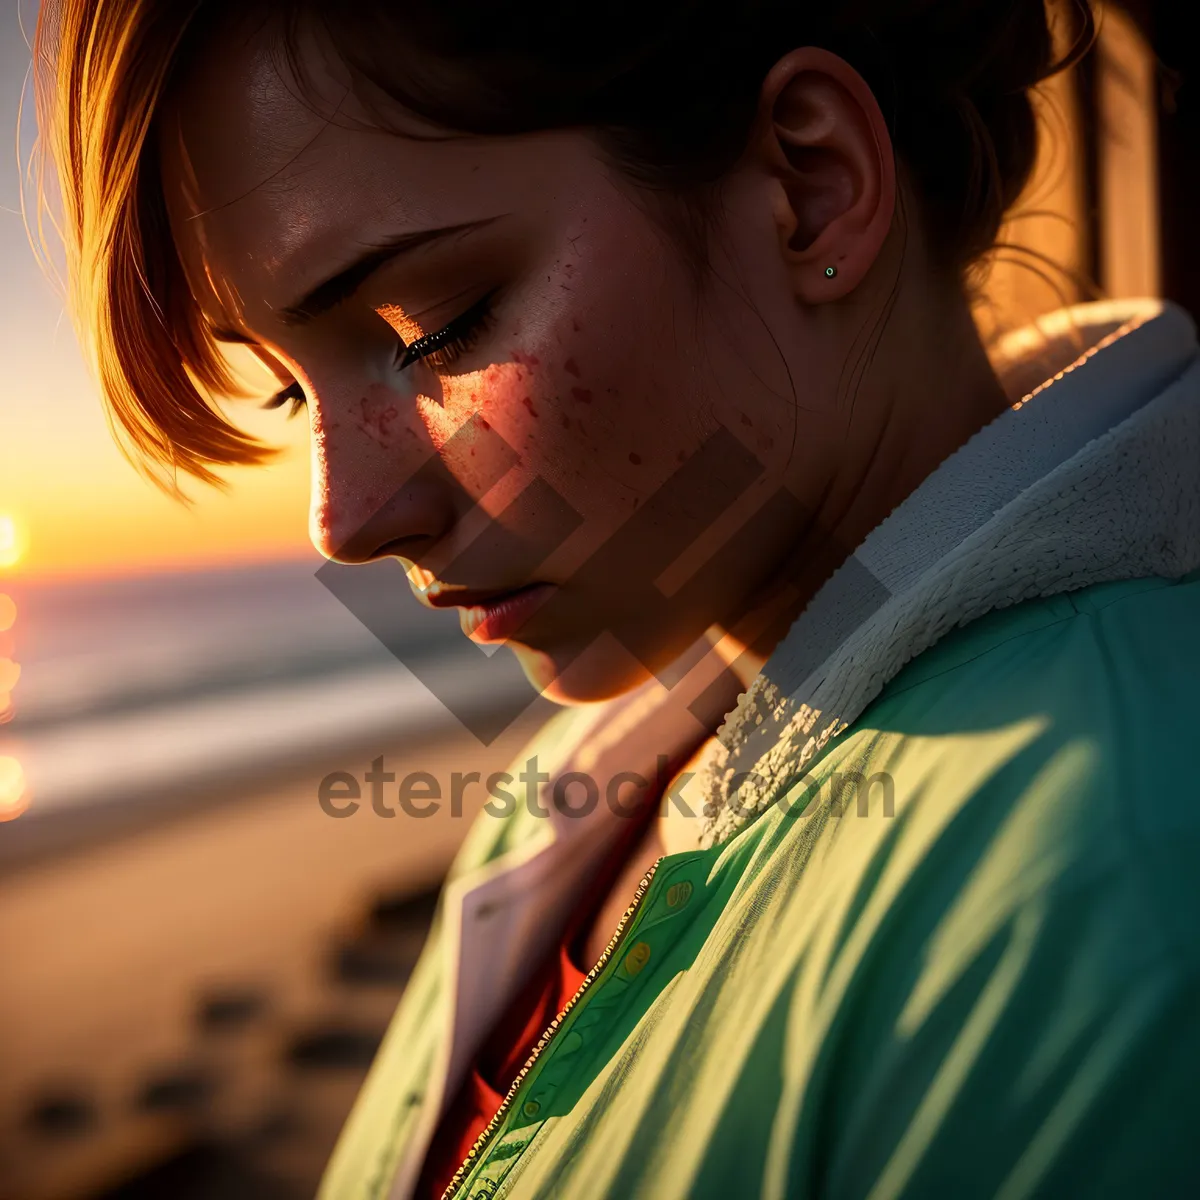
{"left": 439, "top": 856, "right": 664, "bottom": 1200}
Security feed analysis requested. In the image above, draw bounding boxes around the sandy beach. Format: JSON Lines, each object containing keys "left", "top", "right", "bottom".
{"left": 0, "top": 716, "right": 547, "bottom": 1200}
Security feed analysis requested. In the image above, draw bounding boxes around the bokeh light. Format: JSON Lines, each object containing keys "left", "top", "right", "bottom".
{"left": 0, "top": 756, "right": 28, "bottom": 821}
{"left": 0, "top": 594, "right": 15, "bottom": 724}
{"left": 0, "top": 657, "right": 19, "bottom": 692}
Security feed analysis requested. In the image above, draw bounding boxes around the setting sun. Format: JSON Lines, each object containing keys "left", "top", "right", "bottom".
{"left": 0, "top": 514, "right": 22, "bottom": 569}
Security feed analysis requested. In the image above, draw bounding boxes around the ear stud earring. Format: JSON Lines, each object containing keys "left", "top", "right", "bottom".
{"left": 825, "top": 266, "right": 838, "bottom": 278}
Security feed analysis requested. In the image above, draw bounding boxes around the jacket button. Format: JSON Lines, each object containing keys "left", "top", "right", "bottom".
{"left": 624, "top": 942, "right": 652, "bottom": 977}
{"left": 522, "top": 1099, "right": 541, "bottom": 1119}
{"left": 666, "top": 881, "right": 693, "bottom": 909}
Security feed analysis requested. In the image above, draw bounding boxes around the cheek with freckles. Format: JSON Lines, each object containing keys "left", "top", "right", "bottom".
{"left": 452, "top": 343, "right": 651, "bottom": 527}
{"left": 468, "top": 297, "right": 710, "bottom": 536}
{"left": 428, "top": 353, "right": 560, "bottom": 471}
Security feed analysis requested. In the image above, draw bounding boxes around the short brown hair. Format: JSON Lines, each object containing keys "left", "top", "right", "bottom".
{"left": 32, "top": 0, "right": 1095, "bottom": 493}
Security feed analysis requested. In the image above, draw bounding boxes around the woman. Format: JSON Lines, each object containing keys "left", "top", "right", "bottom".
{"left": 33, "top": 1, "right": 1200, "bottom": 1196}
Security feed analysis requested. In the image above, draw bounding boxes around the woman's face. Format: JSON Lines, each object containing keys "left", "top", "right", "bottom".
{"left": 161, "top": 22, "right": 854, "bottom": 704}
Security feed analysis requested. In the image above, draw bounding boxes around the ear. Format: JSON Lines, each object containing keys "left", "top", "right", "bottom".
{"left": 752, "top": 47, "right": 897, "bottom": 303}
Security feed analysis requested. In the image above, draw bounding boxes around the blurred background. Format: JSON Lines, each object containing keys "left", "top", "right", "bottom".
{"left": 0, "top": 2, "right": 1196, "bottom": 1197}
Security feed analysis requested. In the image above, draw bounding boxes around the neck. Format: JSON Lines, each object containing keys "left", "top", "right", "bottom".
{"left": 712, "top": 291, "right": 1011, "bottom": 690}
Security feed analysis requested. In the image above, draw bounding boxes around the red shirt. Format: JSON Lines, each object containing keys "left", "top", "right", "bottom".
{"left": 415, "top": 801, "right": 658, "bottom": 1199}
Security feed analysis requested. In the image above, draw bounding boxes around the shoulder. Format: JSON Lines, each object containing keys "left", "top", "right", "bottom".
{"left": 721, "top": 571, "right": 1200, "bottom": 976}
{"left": 880, "top": 569, "right": 1200, "bottom": 722}
{"left": 792, "top": 570, "right": 1200, "bottom": 963}
{"left": 855, "top": 569, "right": 1200, "bottom": 948}
{"left": 729, "top": 576, "right": 1200, "bottom": 1195}
{"left": 737, "top": 573, "right": 1200, "bottom": 1196}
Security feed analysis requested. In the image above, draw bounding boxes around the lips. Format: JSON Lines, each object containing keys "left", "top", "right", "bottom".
{"left": 418, "top": 580, "right": 528, "bottom": 610}
{"left": 416, "top": 580, "right": 557, "bottom": 645}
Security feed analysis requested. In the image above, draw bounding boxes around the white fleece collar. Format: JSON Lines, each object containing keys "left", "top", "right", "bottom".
{"left": 696, "top": 298, "right": 1200, "bottom": 847}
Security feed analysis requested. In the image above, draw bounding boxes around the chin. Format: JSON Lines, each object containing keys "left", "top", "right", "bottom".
{"left": 509, "top": 633, "right": 655, "bottom": 707}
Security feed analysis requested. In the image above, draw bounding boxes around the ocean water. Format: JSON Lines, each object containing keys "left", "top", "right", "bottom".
{"left": 0, "top": 556, "right": 540, "bottom": 834}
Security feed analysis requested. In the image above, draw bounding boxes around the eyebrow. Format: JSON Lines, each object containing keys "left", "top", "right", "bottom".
{"left": 208, "top": 215, "right": 503, "bottom": 343}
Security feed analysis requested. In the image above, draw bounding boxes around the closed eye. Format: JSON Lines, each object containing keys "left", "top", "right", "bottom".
{"left": 261, "top": 380, "right": 307, "bottom": 418}
{"left": 261, "top": 288, "right": 501, "bottom": 421}
{"left": 395, "top": 289, "right": 499, "bottom": 373}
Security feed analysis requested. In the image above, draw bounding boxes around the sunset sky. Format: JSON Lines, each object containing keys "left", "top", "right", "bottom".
{"left": 0, "top": 0, "right": 313, "bottom": 582}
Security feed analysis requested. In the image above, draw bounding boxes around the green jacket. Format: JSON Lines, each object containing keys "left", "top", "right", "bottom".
{"left": 320, "top": 300, "right": 1200, "bottom": 1199}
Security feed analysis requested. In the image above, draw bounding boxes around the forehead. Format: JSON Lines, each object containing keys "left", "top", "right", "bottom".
{"left": 156, "top": 16, "right": 570, "bottom": 325}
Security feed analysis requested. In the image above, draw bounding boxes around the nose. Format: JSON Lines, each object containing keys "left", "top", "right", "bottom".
{"left": 308, "top": 400, "right": 457, "bottom": 566}
{"left": 314, "top": 478, "right": 456, "bottom": 565}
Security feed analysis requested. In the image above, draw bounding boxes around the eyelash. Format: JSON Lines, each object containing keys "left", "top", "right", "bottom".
{"left": 262, "top": 290, "right": 500, "bottom": 419}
